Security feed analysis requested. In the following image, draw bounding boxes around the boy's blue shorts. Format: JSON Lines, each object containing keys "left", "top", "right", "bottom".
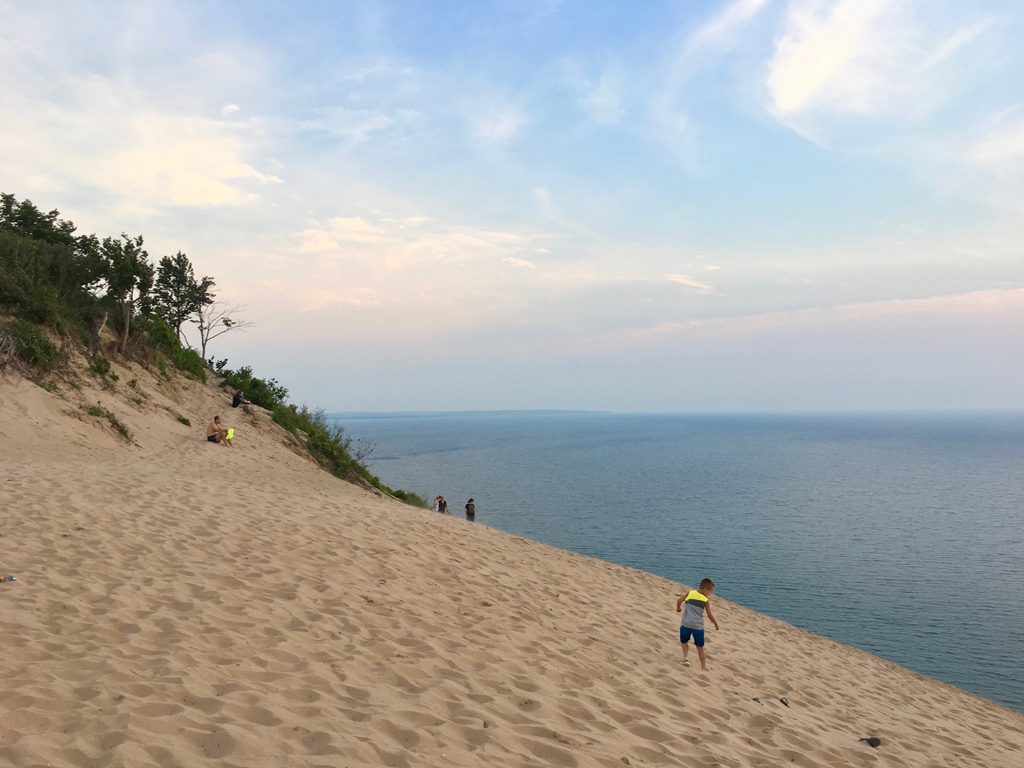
{"left": 679, "top": 626, "right": 705, "bottom": 647}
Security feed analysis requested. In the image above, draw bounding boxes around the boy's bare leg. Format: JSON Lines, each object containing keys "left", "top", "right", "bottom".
{"left": 680, "top": 643, "right": 689, "bottom": 664}
{"left": 697, "top": 646, "right": 708, "bottom": 671}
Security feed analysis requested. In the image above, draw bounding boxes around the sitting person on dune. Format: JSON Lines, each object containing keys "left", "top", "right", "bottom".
{"left": 231, "top": 389, "right": 251, "bottom": 408}
{"left": 206, "top": 415, "right": 233, "bottom": 447}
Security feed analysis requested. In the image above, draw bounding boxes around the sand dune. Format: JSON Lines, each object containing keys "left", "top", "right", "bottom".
{"left": 2, "top": 361, "right": 1022, "bottom": 767}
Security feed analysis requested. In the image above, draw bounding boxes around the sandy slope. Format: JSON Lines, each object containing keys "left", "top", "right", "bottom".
{"left": 1, "top": 362, "right": 1022, "bottom": 768}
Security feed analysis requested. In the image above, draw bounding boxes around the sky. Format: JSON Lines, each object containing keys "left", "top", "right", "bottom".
{"left": 2, "top": 0, "right": 1023, "bottom": 411}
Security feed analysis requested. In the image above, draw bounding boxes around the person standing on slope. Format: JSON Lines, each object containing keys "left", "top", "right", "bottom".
{"left": 676, "top": 577, "right": 719, "bottom": 671}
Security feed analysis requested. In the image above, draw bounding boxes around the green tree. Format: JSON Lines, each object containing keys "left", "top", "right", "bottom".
{"left": 0, "top": 193, "right": 77, "bottom": 246}
{"left": 152, "top": 251, "right": 215, "bottom": 346}
{"left": 100, "top": 233, "right": 154, "bottom": 353}
{"left": 0, "top": 194, "right": 105, "bottom": 327}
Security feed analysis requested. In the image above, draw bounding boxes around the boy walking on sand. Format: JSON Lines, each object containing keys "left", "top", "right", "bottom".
{"left": 676, "top": 577, "right": 719, "bottom": 671}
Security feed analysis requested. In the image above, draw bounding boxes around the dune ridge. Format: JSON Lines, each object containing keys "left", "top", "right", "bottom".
{"left": 2, "top": 362, "right": 1022, "bottom": 768}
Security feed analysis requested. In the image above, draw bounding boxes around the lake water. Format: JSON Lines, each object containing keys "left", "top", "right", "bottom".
{"left": 331, "top": 411, "right": 1024, "bottom": 713}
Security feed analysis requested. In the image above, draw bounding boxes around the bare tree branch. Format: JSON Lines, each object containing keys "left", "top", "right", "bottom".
{"left": 192, "top": 301, "right": 254, "bottom": 359}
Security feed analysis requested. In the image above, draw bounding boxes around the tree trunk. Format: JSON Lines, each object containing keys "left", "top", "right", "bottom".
{"left": 120, "top": 295, "right": 132, "bottom": 355}
{"left": 91, "top": 310, "right": 108, "bottom": 357}
{"left": 197, "top": 308, "right": 208, "bottom": 359}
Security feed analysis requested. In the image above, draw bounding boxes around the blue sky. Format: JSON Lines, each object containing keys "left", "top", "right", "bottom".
{"left": 2, "top": 0, "right": 1022, "bottom": 410}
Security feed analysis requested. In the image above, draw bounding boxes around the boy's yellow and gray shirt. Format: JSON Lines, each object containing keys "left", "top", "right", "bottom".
{"left": 680, "top": 589, "right": 708, "bottom": 630}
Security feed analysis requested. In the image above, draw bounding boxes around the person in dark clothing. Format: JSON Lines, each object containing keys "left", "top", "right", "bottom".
{"left": 438, "top": 496, "right": 448, "bottom": 514}
{"left": 231, "top": 389, "right": 250, "bottom": 408}
{"left": 465, "top": 498, "right": 476, "bottom": 521}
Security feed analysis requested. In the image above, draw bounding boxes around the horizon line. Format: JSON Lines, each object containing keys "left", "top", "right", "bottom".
{"left": 326, "top": 407, "right": 1024, "bottom": 418}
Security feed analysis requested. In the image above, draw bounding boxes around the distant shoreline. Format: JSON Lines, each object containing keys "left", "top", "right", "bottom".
{"left": 328, "top": 408, "right": 1024, "bottom": 420}
{"left": 327, "top": 409, "right": 613, "bottom": 420}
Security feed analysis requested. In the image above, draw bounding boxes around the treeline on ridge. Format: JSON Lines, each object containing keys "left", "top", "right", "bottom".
{"left": 0, "top": 192, "right": 426, "bottom": 507}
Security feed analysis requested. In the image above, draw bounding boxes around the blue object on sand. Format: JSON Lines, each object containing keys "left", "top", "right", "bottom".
{"left": 2, "top": 575, "right": 14, "bottom": 583}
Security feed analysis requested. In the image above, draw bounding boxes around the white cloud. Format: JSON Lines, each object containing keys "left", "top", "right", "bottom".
{"left": 621, "top": 287, "right": 1024, "bottom": 340}
{"left": 273, "top": 210, "right": 672, "bottom": 338}
{"left": 967, "top": 114, "right": 1024, "bottom": 169}
{"left": 533, "top": 187, "right": 554, "bottom": 208}
{"left": 0, "top": 96, "right": 280, "bottom": 209}
{"left": 0, "top": 7, "right": 277, "bottom": 211}
{"left": 951, "top": 106, "right": 1024, "bottom": 215}
{"left": 664, "top": 273, "right": 713, "bottom": 294}
{"left": 474, "top": 106, "right": 526, "bottom": 143}
{"left": 306, "top": 287, "right": 382, "bottom": 309}
{"left": 648, "top": 0, "right": 769, "bottom": 169}
{"left": 335, "top": 63, "right": 417, "bottom": 83}
{"left": 683, "top": 0, "right": 770, "bottom": 59}
{"left": 916, "top": 20, "right": 990, "bottom": 72}
{"left": 299, "top": 217, "right": 388, "bottom": 251}
{"left": 304, "top": 109, "right": 397, "bottom": 143}
{"left": 767, "top": 0, "right": 989, "bottom": 123}
{"left": 112, "top": 114, "right": 282, "bottom": 203}
{"left": 768, "top": 0, "right": 894, "bottom": 117}
{"left": 578, "top": 61, "right": 626, "bottom": 124}
{"left": 265, "top": 214, "right": 553, "bottom": 336}
{"left": 292, "top": 211, "right": 537, "bottom": 282}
